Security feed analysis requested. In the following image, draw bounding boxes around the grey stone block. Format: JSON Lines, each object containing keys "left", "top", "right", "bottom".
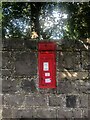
{"left": 2, "top": 51, "right": 14, "bottom": 69}
{"left": 2, "top": 39, "right": 25, "bottom": 50}
{"left": 2, "top": 107, "right": 12, "bottom": 118}
{"left": 57, "top": 39, "right": 75, "bottom": 50}
{"left": 2, "top": 79, "right": 17, "bottom": 94}
{"left": 57, "top": 79, "right": 75, "bottom": 94}
{"left": 57, "top": 108, "right": 82, "bottom": 118}
{"left": 88, "top": 109, "right": 90, "bottom": 118}
{"left": 12, "top": 108, "right": 34, "bottom": 118}
{"left": 66, "top": 95, "right": 77, "bottom": 108}
{"left": 0, "top": 94, "right": 2, "bottom": 106}
{"left": 3, "top": 39, "right": 37, "bottom": 50}
{"left": 2, "top": 107, "right": 35, "bottom": 118}
{"left": 0, "top": 52, "right": 2, "bottom": 68}
{"left": 3, "top": 94, "right": 25, "bottom": 108}
{"left": 24, "top": 39, "right": 37, "bottom": 50}
{"left": 57, "top": 51, "right": 81, "bottom": 71}
{"left": 33, "top": 0, "right": 74, "bottom": 2}
{"left": 88, "top": 94, "right": 90, "bottom": 108}
{"left": 57, "top": 109, "right": 73, "bottom": 118}
{"left": 77, "top": 94, "right": 88, "bottom": 108}
{"left": 0, "top": 78, "right": 2, "bottom": 94}
{"left": 81, "top": 108, "right": 88, "bottom": 118}
{"left": 21, "top": 79, "right": 37, "bottom": 92}
{"left": 15, "top": 51, "right": 37, "bottom": 76}
{"left": 25, "top": 94, "right": 47, "bottom": 107}
{"left": 60, "top": 0, "right": 73, "bottom": 1}
{"left": 2, "top": 69, "right": 11, "bottom": 76}
{"left": 0, "top": 69, "right": 1, "bottom": 76}
{"left": 72, "top": 108, "right": 82, "bottom": 118}
{"left": 49, "top": 94, "right": 66, "bottom": 107}
{"left": 2, "top": 118, "right": 19, "bottom": 120}
{"left": 82, "top": 51, "right": 90, "bottom": 70}
{"left": 74, "top": 80, "right": 90, "bottom": 94}
{"left": 81, "top": 0, "right": 88, "bottom": 1}
{"left": 0, "top": 39, "right": 2, "bottom": 51}
{"left": 35, "top": 108, "right": 57, "bottom": 118}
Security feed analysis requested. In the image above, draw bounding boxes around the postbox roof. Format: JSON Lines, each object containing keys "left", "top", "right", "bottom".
{"left": 38, "top": 42, "right": 56, "bottom": 51}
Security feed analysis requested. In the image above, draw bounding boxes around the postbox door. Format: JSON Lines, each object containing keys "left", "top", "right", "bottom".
{"left": 38, "top": 52, "right": 56, "bottom": 88}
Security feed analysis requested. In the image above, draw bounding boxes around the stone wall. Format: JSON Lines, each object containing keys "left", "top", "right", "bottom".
{"left": 1, "top": 38, "right": 90, "bottom": 119}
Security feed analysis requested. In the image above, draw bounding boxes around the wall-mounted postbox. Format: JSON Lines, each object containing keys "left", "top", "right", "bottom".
{"left": 38, "top": 42, "right": 56, "bottom": 88}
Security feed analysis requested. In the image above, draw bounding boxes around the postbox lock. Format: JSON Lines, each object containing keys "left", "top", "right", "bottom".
{"left": 38, "top": 42, "right": 56, "bottom": 88}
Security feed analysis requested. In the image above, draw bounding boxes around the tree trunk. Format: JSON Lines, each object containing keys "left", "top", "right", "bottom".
{"left": 31, "top": 3, "right": 42, "bottom": 39}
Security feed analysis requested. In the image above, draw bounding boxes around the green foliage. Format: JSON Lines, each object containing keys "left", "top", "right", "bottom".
{"left": 2, "top": 2, "right": 31, "bottom": 38}
{"left": 0, "top": 2, "right": 2, "bottom": 23}
{"left": 2, "top": 2, "right": 90, "bottom": 40}
{"left": 64, "top": 2, "right": 90, "bottom": 40}
{"left": 0, "top": 1, "right": 2, "bottom": 36}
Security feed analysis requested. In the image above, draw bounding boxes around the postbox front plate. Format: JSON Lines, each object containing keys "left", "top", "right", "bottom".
{"left": 38, "top": 42, "right": 56, "bottom": 88}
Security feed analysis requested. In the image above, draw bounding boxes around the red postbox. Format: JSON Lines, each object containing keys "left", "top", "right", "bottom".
{"left": 38, "top": 42, "right": 56, "bottom": 88}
